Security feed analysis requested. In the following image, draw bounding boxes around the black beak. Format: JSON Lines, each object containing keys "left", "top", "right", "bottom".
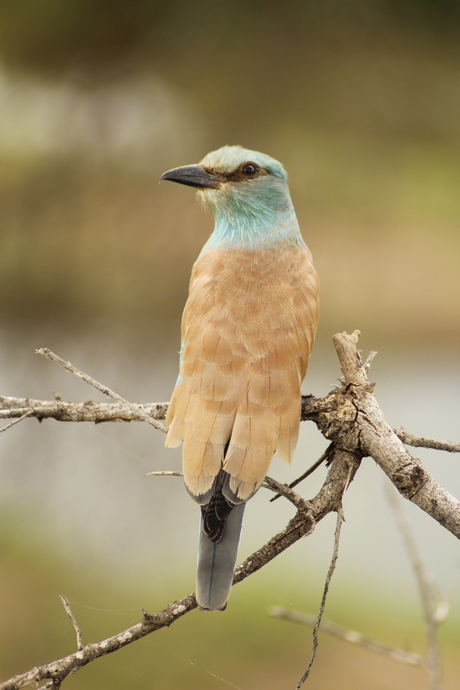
{"left": 160, "top": 164, "right": 223, "bottom": 189}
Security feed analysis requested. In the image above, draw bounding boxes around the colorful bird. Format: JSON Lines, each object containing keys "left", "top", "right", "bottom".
{"left": 161, "top": 146, "right": 319, "bottom": 610}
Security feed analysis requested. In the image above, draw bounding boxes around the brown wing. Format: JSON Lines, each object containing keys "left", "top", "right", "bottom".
{"left": 165, "top": 245, "right": 319, "bottom": 503}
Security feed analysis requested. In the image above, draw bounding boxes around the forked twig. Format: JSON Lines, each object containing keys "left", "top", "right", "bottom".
{"left": 35, "top": 348, "right": 167, "bottom": 433}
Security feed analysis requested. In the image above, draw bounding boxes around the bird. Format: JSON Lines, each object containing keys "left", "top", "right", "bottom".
{"left": 160, "top": 145, "right": 319, "bottom": 610}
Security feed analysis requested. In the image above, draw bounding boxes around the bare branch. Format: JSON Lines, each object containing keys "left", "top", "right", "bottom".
{"left": 147, "top": 468, "right": 320, "bottom": 511}
{"left": 262, "top": 475, "right": 312, "bottom": 511}
{"left": 59, "top": 596, "right": 83, "bottom": 651}
{"left": 363, "top": 349, "right": 378, "bottom": 373}
{"left": 387, "top": 487, "right": 447, "bottom": 690}
{"left": 394, "top": 428, "right": 460, "bottom": 454}
{"left": 35, "top": 348, "right": 167, "bottom": 433}
{"left": 2, "top": 393, "right": 458, "bottom": 463}
{"left": 0, "top": 332, "right": 458, "bottom": 543}
{"left": 270, "top": 443, "right": 334, "bottom": 503}
{"left": 0, "top": 409, "right": 34, "bottom": 433}
{"left": 0, "top": 596, "right": 197, "bottom": 690}
{"left": 301, "top": 331, "right": 460, "bottom": 540}
{"left": 267, "top": 607, "right": 425, "bottom": 667}
{"left": 145, "top": 470, "right": 183, "bottom": 477}
{"left": 295, "top": 505, "right": 345, "bottom": 689}
{"left": 1, "top": 331, "right": 458, "bottom": 686}
{"left": 0, "top": 450, "right": 361, "bottom": 690}
{"left": 0, "top": 396, "right": 168, "bottom": 424}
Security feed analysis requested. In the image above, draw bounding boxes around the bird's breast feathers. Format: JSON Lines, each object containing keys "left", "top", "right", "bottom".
{"left": 165, "top": 245, "right": 319, "bottom": 502}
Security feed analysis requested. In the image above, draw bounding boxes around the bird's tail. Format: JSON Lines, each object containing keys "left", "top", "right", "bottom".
{"left": 196, "top": 503, "right": 245, "bottom": 611}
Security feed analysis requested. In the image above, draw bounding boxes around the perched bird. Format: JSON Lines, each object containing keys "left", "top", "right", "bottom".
{"left": 161, "top": 146, "right": 319, "bottom": 610}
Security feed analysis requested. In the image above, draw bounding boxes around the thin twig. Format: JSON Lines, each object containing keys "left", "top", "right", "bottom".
{"left": 59, "top": 596, "right": 83, "bottom": 651}
{"left": 146, "top": 470, "right": 313, "bottom": 511}
{"left": 35, "top": 348, "right": 167, "bottom": 433}
{"left": 0, "top": 409, "right": 34, "bottom": 433}
{"left": 394, "top": 428, "right": 460, "bottom": 454}
{"left": 145, "top": 470, "right": 183, "bottom": 477}
{"left": 363, "top": 350, "right": 378, "bottom": 373}
{"left": 0, "top": 451, "right": 360, "bottom": 690}
{"left": 262, "top": 476, "right": 312, "bottom": 511}
{"left": 268, "top": 607, "right": 425, "bottom": 667}
{"left": 386, "top": 485, "right": 447, "bottom": 690}
{"left": 295, "top": 505, "right": 345, "bottom": 689}
{"left": 270, "top": 443, "right": 333, "bottom": 502}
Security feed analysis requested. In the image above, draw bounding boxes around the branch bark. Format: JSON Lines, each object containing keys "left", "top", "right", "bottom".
{"left": 1, "top": 331, "right": 459, "bottom": 540}
{"left": 0, "top": 330, "right": 458, "bottom": 688}
{"left": 0, "top": 396, "right": 169, "bottom": 424}
{"left": 1, "top": 400, "right": 458, "bottom": 453}
{"left": 0, "top": 450, "right": 361, "bottom": 690}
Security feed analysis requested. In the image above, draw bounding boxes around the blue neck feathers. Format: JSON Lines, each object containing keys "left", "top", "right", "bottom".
{"left": 200, "top": 183, "right": 305, "bottom": 253}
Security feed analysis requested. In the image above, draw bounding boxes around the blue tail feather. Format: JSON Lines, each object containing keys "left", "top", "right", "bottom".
{"left": 196, "top": 504, "right": 245, "bottom": 611}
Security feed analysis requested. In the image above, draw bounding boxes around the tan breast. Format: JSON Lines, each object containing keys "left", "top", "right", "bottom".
{"left": 165, "top": 245, "right": 319, "bottom": 502}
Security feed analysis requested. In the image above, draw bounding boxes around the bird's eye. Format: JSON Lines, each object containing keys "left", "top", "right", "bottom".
{"left": 242, "top": 163, "right": 258, "bottom": 177}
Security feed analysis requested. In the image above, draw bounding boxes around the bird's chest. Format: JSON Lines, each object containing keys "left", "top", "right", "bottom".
{"left": 192, "top": 247, "right": 303, "bottom": 306}
{"left": 183, "top": 246, "right": 314, "bottom": 342}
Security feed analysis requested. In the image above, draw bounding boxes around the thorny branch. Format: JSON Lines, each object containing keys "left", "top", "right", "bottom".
{"left": 0, "top": 330, "right": 458, "bottom": 689}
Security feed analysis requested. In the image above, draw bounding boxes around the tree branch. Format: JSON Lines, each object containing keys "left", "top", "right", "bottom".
{"left": 35, "top": 348, "right": 168, "bottom": 433}
{"left": 301, "top": 331, "right": 460, "bottom": 540}
{"left": 1, "top": 395, "right": 457, "bottom": 456}
{"left": 1, "top": 331, "right": 458, "bottom": 541}
{"left": 295, "top": 505, "right": 345, "bottom": 689}
{"left": 394, "top": 428, "right": 460, "bottom": 454}
{"left": 0, "top": 449, "right": 361, "bottom": 690}
{"left": 59, "top": 596, "right": 83, "bottom": 651}
{"left": 0, "top": 396, "right": 169, "bottom": 424}
{"left": 387, "top": 486, "right": 446, "bottom": 690}
{"left": 0, "top": 330, "right": 459, "bottom": 687}
{"left": 267, "top": 607, "right": 425, "bottom": 667}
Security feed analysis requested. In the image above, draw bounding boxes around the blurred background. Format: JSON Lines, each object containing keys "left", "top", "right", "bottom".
{"left": 0, "top": 1, "right": 459, "bottom": 688}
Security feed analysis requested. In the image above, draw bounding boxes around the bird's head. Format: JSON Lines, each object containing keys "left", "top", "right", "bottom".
{"left": 160, "top": 146, "right": 302, "bottom": 249}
